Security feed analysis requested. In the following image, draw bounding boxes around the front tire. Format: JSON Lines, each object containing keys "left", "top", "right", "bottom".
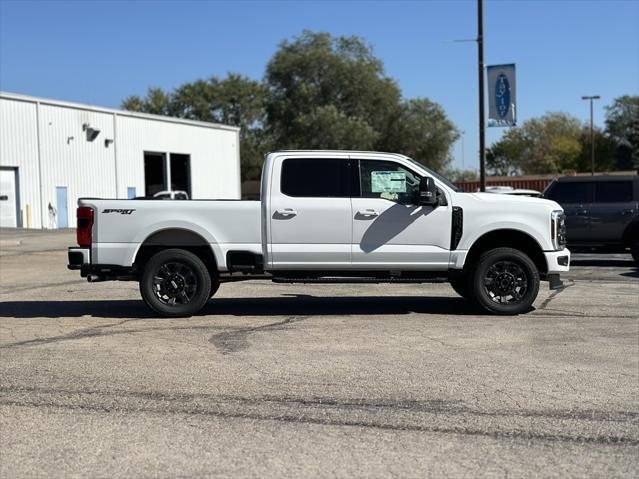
{"left": 140, "top": 249, "right": 211, "bottom": 317}
{"left": 470, "top": 247, "right": 540, "bottom": 315}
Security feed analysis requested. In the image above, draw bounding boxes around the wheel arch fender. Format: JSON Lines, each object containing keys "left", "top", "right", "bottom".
{"left": 132, "top": 222, "right": 222, "bottom": 271}
{"left": 462, "top": 228, "right": 548, "bottom": 274}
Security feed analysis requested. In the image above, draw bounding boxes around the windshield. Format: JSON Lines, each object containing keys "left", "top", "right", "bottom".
{"left": 404, "top": 157, "right": 462, "bottom": 192}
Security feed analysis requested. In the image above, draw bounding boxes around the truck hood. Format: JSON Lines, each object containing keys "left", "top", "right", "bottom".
{"left": 468, "top": 192, "right": 561, "bottom": 210}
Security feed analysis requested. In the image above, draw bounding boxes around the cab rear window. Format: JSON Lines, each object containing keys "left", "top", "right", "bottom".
{"left": 281, "top": 159, "right": 350, "bottom": 197}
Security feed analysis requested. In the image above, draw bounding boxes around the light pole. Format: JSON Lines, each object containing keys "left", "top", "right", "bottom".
{"left": 459, "top": 130, "right": 466, "bottom": 171}
{"left": 581, "top": 95, "right": 600, "bottom": 176}
{"left": 451, "top": 0, "right": 485, "bottom": 187}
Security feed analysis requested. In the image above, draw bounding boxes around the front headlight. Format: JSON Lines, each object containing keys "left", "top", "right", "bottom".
{"left": 551, "top": 210, "right": 567, "bottom": 250}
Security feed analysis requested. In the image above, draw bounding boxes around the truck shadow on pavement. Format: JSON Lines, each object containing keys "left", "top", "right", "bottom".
{"left": 0, "top": 295, "right": 481, "bottom": 319}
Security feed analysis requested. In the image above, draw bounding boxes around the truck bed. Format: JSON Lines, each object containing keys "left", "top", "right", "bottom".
{"left": 79, "top": 198, "right": 262, "bottom": 268}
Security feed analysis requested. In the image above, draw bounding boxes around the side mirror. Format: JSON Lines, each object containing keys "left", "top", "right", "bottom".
{"left": 418, "top": 177, "right": 438, "bottom": 206}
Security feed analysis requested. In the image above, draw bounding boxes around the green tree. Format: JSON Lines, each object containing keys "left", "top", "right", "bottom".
{"left": 292, "top": 104, "right": 380, "bottom": 150}
{"left": 574, "top": 128, "right": 617, "bottom": 172}
{"left": 265, "top": 31, "right": 458, "bottom": 171}
{"left": 383, "top": 98, "right": 459, "bottom": 171}
{"left": 487, "top": 112, "right": 587, "bottom": 175}
{"left": 122, "top": 87, "right": 173, "bottom": 116}
{"left": 486, "top": 132, "right": 528, "bottom": 176}
{"left": 487, "top": 111, "right": 623, "bottom": 175}
{"left": 604, "top": 95, "right": 639, "bottom": 170}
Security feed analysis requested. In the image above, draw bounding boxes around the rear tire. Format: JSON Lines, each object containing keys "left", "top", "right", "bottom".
{"left": 140, "top": 248, "right": 211, "bottom": 317}
{"left": 469, "top": 247, "right": 540, "bottom": 315}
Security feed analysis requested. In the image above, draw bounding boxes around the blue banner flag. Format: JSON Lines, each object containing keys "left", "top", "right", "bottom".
{"left": 487, "top": 64, "right": 516, "bottom": 127}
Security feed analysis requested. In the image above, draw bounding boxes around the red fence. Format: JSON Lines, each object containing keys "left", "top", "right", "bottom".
{"left": 454, "top": 171, "right": 637, "bottom": 193}
{"left": 455, "top": 178, "right": 553, "bottom": 193}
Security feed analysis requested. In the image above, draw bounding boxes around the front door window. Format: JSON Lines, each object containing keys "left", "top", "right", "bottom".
{"left": 359, "top": 160, "right": 421, "bottom": 205}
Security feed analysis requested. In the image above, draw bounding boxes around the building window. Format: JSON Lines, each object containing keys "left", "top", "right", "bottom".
{"left": 144, "top": 152, "right": 167, "bottom": 196}
{"left": 144, "top": 152, "right": 192, "bottom": 198}
{"left": 170, "top": 153, "right": 191, "bottom": 198}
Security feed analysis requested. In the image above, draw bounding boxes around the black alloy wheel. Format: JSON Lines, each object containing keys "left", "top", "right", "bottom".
{"left": 470, "top": 247, "right": 540, "bottom": 315}
{"left": 152, "top": 261, "right": 199, "bottom": 306}
{"left": 140, "top": 249, "right": 211, "bottom": 317}
{"left": 483, "top": 260, "right": 528, "bottom": 305}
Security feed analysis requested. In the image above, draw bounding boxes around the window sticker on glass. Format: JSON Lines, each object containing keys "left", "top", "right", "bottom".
{"left": 371, "top": 171, "right": 407, "bottom": 193}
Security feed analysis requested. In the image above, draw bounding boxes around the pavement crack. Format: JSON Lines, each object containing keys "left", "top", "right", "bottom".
{"left": 0, "top": 319, "right": 139, "bottom": 349}
{"left": 209, "top": 315, "right": 309, "bottom": 354}
{"left": 0, "top": 321, "right": 230, "bottom": 350}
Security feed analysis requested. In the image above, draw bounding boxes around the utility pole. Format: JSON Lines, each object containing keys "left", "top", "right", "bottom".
{"left": 478, "top": 0, "right": 486, "bottom": 191}
{"left": 581, "top": 95, "right": 600, "bottom": 176}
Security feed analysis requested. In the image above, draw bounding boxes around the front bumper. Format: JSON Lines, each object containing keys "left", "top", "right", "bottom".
{"left": 543, "top": 248, "right": 570, "bottom": 291}
{"left": 544, "top": 248, "right": 571, "bottom": 274}
{"left": 68, "top": 247, "right": 90, "bottom": 270}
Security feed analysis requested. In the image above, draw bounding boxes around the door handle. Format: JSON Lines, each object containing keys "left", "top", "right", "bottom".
{"left": 357, "top": 209, "right": 379, "bottom": 217}
{"left": 574, "top": 209, "right": 588, "bottom": 216}
{"left": 621, "top": 209, "right": 635, "bottom": 216}
{"left": 275, "top": 208, "right": 298, "bottom": 217}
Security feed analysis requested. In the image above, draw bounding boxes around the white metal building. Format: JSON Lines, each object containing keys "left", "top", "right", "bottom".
{"left": 0, "top": 92, "right": 241, "bottom": 229}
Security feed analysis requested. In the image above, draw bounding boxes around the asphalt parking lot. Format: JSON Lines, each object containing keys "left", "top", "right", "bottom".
{"left": 1, "top": 229, "right": 638, "bottom": 478}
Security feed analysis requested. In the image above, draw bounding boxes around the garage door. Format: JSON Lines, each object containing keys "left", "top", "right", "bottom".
{"left": 0, "top": 168, "right": 18, "bottom": 228}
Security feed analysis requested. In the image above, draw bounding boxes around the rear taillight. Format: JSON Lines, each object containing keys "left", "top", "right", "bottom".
{"left": 77, "top": 207, "right": 94, "bottom": 247}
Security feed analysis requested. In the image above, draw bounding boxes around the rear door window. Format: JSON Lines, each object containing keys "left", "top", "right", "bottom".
{"left": 545, "top": 182, "right": 592, "bottom": 204}
{"left": 281, "top": 159, "right": 350, "bottom": 197}
{"left": 594, "top": 181, "right": 633, "bottom": 203}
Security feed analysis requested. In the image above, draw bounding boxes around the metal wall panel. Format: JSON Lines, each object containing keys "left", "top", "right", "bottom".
{"left": 38, "top": 104, "right": 117, "bottom": 228}
{"left": 0, "top": 98, "right": 41, "bottom": 228}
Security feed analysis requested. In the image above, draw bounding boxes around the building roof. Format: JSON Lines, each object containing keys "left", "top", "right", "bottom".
{"left": 0, "top": 91, "right": 240, "bottom": 133}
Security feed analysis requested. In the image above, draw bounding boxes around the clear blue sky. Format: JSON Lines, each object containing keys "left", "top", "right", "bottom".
{"left": 1, "top": 0, "right": 637, "bottom": 171}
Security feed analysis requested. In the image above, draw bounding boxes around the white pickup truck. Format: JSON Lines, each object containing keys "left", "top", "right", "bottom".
{"left": 68, "top": 150, "right": 570, "bottom": 316}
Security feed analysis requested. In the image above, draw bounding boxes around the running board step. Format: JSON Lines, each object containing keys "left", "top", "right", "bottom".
{"left": 272, "top": 276, "right": 449, "bottom": 284}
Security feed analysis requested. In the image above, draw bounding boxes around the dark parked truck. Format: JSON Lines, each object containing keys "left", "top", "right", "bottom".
{"left": 69, "top": 150, "right": 570, "bottom": 317}
{"left": 543, "top": 175, "right": 639, "bottom": 264}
